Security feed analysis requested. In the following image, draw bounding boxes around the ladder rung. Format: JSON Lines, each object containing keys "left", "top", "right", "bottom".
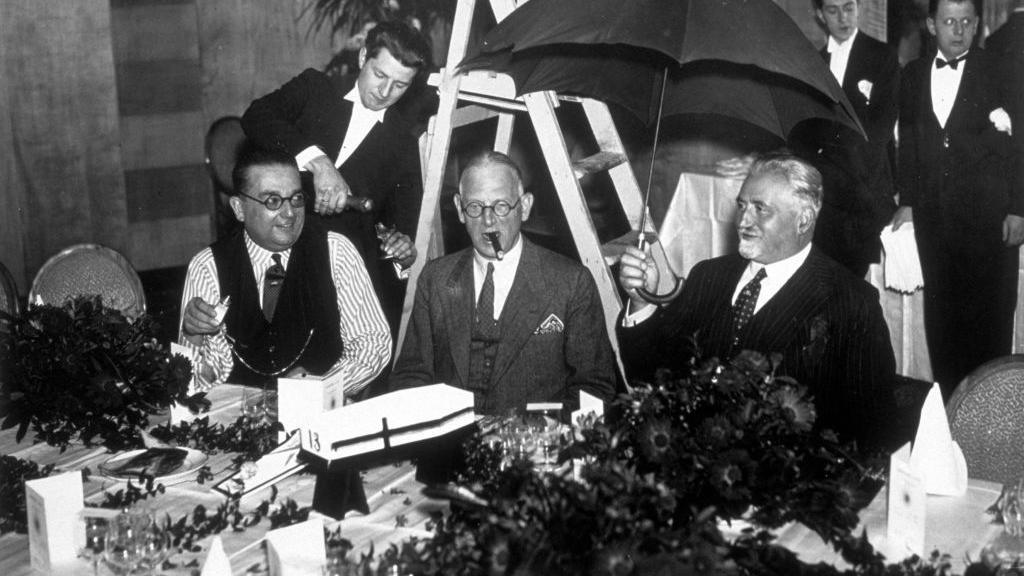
{"left": 428, "top": 69, "right": 520, "bottom": 101}
{"left": 572, "top": 151, "right": 627, "bottom": 179}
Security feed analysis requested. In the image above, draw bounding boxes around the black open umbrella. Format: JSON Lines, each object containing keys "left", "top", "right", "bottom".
{"left": 462, "top": 0, "right": 864, "bottom": 139}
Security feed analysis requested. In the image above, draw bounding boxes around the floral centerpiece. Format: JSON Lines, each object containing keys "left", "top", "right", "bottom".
{"left": 0, "top": 295, "right": 202, "bottom": 451}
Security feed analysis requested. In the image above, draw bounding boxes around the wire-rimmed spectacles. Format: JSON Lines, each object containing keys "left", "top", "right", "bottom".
{"left": 238, "top": 191, "right": 306, "bottom": 211}
{"left": 461, "top": 198, "right": 521, "bottom": 218}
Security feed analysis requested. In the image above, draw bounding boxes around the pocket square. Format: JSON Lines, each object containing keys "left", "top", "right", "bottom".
{"left": 534, "top": 314, "right": 564, "bottom": 335}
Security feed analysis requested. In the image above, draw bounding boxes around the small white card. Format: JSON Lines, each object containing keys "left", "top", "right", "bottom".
{"left": 887, "top": 441, "right": 926, "bottom": 556}
{"left": 277, "top": 372, "right": 343, "bottom": 436}
{"left": 200, "top": 535, "right": 232, "bottom": 576}
{"left": 26, "top": 470, "right": 84, "bottom": 572}
{"left": 266, "top": 518, "right": 325, "bottom": 576}
{"left": 169, "top": 342, "right": 201, "bottom": 424}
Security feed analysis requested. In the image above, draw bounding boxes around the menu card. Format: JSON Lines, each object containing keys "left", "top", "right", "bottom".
{"left": 887, "top": 441, "right": 926, "bottom": 556}
{"left": 25, "top": 470, "right": 84, "bottom": 572}
{"left": 277, "top": 371, "right": 343, "bottom": 436}
{"left": 266, "top": 518, "right": 325, "bottom": 576}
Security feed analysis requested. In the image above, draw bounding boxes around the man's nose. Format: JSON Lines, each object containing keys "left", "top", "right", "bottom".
{"left": 481, "top": 207, "right": 497, "bottom": 226}
{"left": 737, "top": 207, "right": 755, "bottom": 227}
{"left": 379, "top": 80, "right": 393, "bottom": 99}
{"left": 280, "top": 202, "right": 295, "bottom": 218}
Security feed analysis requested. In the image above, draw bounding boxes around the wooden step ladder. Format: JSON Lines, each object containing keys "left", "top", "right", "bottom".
{"left": 398, "top": 0, "right": 676, "bottom": 374}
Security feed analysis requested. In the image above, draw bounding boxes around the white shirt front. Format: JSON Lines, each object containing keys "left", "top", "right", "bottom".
{"left": 472, "top": 235, "right": 524, "bottom": 320}
{"left": 295, "top": 87, "right": 385, "bottom": 170}
{"left": 730, "top": 243, "right": 812, "bottom": 314}
{"left": 930, "top": 51, "right": 968, "bottom": 129}
{"left": 827, "top": 28, "right": 858, "bottom": 86}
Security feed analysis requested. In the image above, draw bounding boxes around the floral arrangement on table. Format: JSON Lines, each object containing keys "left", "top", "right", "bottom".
{"left": 0, "top": 296, "right": 203, "bottom": 451}
{"left": 326, "top": 351, "right": 994, "bottom": 576}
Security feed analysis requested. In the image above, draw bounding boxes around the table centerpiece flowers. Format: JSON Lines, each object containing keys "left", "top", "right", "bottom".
{"left": 0, "top": 295, "right": 203, "bottom": 451}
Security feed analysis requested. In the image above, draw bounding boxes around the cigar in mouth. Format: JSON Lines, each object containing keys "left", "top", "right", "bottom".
{"left": 484, "top": 232, "right": 504, "bottom": 260}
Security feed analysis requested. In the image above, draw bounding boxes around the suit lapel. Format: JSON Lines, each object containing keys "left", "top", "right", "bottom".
{"left": 443, "top": 250, "right": 475, "bottom": 387}
{"left": 491, "top": 241, "right": 546, "bottom": 384}
{"left": 747, "top": 250, "right": 832, "bottom": 352}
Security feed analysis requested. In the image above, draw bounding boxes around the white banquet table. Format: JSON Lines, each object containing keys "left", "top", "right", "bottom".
{"left": 0, "top": 384, "right": 442, "bottom": 576}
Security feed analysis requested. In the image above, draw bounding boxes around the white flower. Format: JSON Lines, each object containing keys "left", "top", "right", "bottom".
{"left": 990, "top": 108, "right": 1013, "bottom": 136}
{"left": 857, "top": 79, "right": 873, "bottom": 102}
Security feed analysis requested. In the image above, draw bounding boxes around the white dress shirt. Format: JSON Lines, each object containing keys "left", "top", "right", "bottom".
{"left": 827, "top": 28, "right": 858, "bottom": 85}
{"left": 472, "top": 235, "right": 524, "bottom": 320}
{"left": 179, "top": 231, "right": 392, "bottom": 396}
{"left": 730, "top": 243, "right": 811, "bottom": 314}
{"left": 931, "top": 51, "right": 968, "bottom": 128}
{"left": 295, "top": 87, "right": 385, "bottom": 170}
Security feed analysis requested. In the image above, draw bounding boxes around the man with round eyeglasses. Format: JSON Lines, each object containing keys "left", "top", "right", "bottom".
{"left": 178, "top": 145, "right": 390, "bottom": 394}
{"left": 389, "top": 151, "right": 615, "bottom": 416}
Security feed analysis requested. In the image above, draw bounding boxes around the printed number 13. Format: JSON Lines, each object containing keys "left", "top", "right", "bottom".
{"left": 307, "top": 430, "right": 321, "bottom": 451}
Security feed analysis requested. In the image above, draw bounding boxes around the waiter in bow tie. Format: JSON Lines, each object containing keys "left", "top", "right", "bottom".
{"left": 891, "top": 0, "right": 1023, "bottom": 399}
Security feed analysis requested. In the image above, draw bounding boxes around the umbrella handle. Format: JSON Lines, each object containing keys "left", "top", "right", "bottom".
{"left": 635, "top": 278, "right": 684, "bottom": 305}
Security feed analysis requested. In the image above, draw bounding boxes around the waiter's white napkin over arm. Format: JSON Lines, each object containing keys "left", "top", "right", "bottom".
{"left": 879, "top": 223, "right": 924, "bottom": 294}
{"left": 908, "top": 383, "right": 968, "bottom": 496}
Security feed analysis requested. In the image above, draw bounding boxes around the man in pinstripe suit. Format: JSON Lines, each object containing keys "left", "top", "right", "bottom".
{"left": 617, "top": 153, "right": 897, "bottom": 450}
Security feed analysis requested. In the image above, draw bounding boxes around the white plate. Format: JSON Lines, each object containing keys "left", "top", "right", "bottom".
{"left": 99, "top": 448, "right": 209, "bottom": 482}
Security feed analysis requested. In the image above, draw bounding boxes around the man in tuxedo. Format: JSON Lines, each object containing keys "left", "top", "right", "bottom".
{"left": 241, "top": 21, "right": 430, "bottom": 341}
{"left": 390, "top": 151, "right": 616, "bottom": 414}
{"left": 795, "top": 0, "right": 899, "bottom": 277}
{"left": 179, "top": 146, "right": 391, "bottom": 517}
{"left": 891, "top": 0, "right": 1023, "bottom": 399}
{"left": 617, "top": 153, "right": 897, "bottom": 450}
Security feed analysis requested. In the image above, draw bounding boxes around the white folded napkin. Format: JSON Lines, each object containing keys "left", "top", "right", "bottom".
{"left": 200, "top": 535, "right": 231, "bottom": 576}
{"left": 909, "top": 383, "right": 968, "bottom": 496}
{"left": 266, "top": 518, "right": 325, "bottom": 576}
{"left": 879, "top": 223, "right": 924, "bottom": 294}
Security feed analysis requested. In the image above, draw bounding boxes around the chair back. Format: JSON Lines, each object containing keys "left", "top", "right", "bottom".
{"left": 0, "top": 260, "right": 20, "bottom": 327}
{"left": 29, "top": 244, "right": 146, "bottom": 318}
{"left": 947, "top": 355, "right": 1024, "bottom": 484}
{"left": 205, "top": 116, "right": 246, "bottom": 238}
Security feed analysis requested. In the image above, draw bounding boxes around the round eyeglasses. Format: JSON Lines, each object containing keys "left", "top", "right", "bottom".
{"left": 238, "top": 191, "right": 306, "bottom": 211}
{"left": 461, "top": 198, "right": 521, "bottom": 218}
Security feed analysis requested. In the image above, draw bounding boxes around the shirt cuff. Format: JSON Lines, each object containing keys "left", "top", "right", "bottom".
{"left": 621, "top": 303, "right": 657, "bottom": 327}
{"left": 296, "top": 147, "right": 329, "bottom": 171}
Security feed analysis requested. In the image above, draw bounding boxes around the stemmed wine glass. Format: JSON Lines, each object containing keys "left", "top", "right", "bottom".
{"left": 104, "top": 508, "right": 153, "bottom": 575}
{"left": 80, "top": 517, "right": 108, "bottom": 576}
{"left": 138, "top": 523, "right": 171, "bottom": 575}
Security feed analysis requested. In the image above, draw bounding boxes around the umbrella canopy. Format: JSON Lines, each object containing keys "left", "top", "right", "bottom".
{"left": 461, "top": 0, "right": 864, "bottom": 139}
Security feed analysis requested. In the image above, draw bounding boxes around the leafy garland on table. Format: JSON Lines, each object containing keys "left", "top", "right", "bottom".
{"left": 0, "top": 296, "right": 204, "bottom": 451}
{"left": 334, "top": 352, "right": 1002, "bottom": 576}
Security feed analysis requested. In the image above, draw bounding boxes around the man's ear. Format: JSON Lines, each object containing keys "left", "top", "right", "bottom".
{"left": 519, "top": 192, "right": 534, "bottom": 222}
{"left": 453, "top": 193, "right": 466, "bottom": 224}
{"left": 229, "top": 196, "right": 246, "bottom": 223}
{"left": 926, "top": 17, "right": 937, "bottom": 37}
{"left": 358, "top": 46, "right": 367, "bottom": 69}
{"left": 797, "top": 206, "right": 816, "bottom": 236}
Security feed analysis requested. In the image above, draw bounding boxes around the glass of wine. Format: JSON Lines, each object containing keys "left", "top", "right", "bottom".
{"left": 80, "top": 517, "right": 108, "bottom": 576}
{"left": 138, "top": 524, "right": 170, "bottom": 576}
{"left": 104, "top": 512, "right": 148, "bottom": 575}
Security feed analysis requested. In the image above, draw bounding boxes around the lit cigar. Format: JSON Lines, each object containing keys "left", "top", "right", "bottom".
{"left": 484, "top": 232, "right": 504, "bottom": 260}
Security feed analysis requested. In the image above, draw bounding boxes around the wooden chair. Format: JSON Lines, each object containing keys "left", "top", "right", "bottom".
{"left": 29, "top": 244, "right": 146, "bottom": 319}
{"left": 947, "top": 355, "right": 1024, "bottom": 485}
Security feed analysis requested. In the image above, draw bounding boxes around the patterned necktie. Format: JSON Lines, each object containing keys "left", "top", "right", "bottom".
{"left": 936, "top": 55, "right": 965, "bottom": 70}
{"left": 476, "top": 263, "right": 495, "bottom": 324}
{"left": 732, "top": 267, "right": 767, "bottom": 338}
{"left": 262, "top": 253, "right": 285, "bottom": 322}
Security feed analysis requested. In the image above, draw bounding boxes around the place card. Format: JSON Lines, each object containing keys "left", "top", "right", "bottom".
{"left": 887, "top": 441, "right": 925, "bottom": 556}
{"left": 277, "top": 371, "right": 343, "bottom": 436}
{"left": 909, "top": 383, "right": 968, "bottom": 496}
{"left": 169, "top": 342, "right": 200, "bottom": 424}
{"left": 25, "top": 470, "right": 84, "bottom": 573}
{"left": 266, "top": 518, "right": 325, "bottom": 576}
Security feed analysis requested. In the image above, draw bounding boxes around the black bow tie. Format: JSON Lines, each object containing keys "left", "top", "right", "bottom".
{"left": 936, "top": 55, "right": 966, "bottom": 70}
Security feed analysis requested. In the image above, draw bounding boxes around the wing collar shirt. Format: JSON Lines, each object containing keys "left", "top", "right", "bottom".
{"left": 730, "top": 242, "right": 812, "bottom": 314}
{"left": 472, "top": 235, "right": 524, "bottom": 320}
{"left": 295, "top": 87, "right": 386, "bottom": 170}
{"left": 827, "top": 28, "right": 858, "bottom": 85}
{"left": 178, "top": 230, "right": 391, "bottom": 396}
{"left": 931, "top": 50, "right": 968, "bottom": 129}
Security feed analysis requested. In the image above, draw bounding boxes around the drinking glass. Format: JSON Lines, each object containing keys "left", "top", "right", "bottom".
{"left": 1002, "top": 479, "right": 1024, "bottom": 538}
{"left": 104, "top": 511, "right": 150, "bottom": 575}
{"left": 80, "top": 517, "right": 108, "bottom": 576}
{"left": 138, "top": 524, "right": 170, "bottom": 575}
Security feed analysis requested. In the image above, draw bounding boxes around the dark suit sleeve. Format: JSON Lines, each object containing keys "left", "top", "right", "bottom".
{"left": 388, "top": 265, "right": 438, "bottom": 391}
{"left": 378, "top": 120, "right": 424, "bottom": 239}
{"left": 241, "top": 68, "right": 331, "bottom": 159}
{"left": 897, "top": 63, "right": 922, "bottom": 207}
{"left": 562, "top": 268, "right": 616, "bottom": 403}
{"left": 862, "top": 46, "right": 900, "bottom": 148}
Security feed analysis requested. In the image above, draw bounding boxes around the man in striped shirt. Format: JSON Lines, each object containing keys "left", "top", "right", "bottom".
{"left": 179, "top": 146, "right": 391, "bottom": 397}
